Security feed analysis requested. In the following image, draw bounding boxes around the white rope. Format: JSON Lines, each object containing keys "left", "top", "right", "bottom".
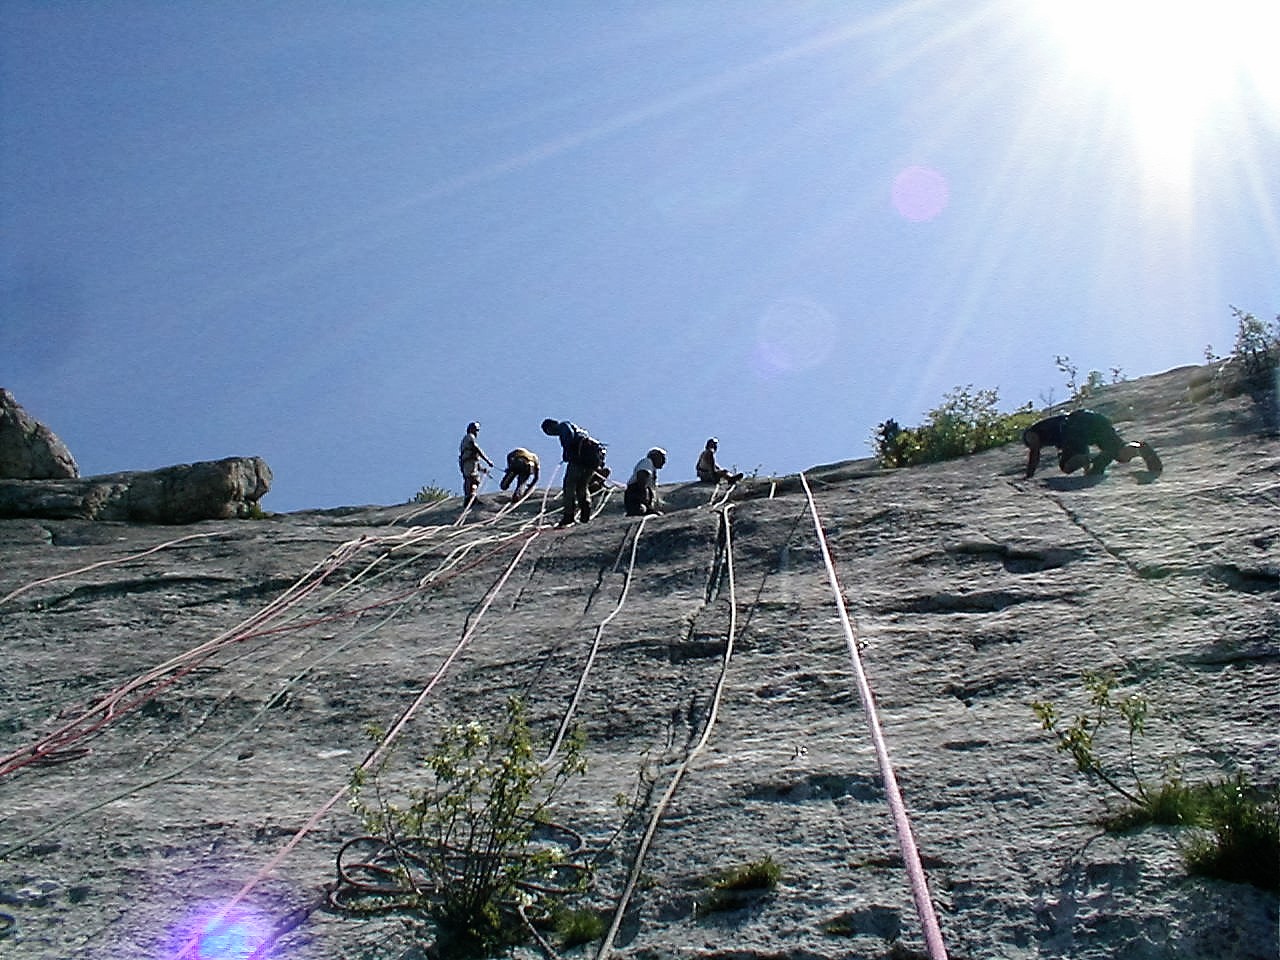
{"left": 596, "top": 506, "right": 738, "bottom": 960}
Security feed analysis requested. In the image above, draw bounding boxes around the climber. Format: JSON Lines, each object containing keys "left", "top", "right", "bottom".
{"left": 625, "top": 447, "right": 667, "bottom": 516}
{"left": 1022, "top": 410, "right": 1162, "bottom": 479}
{"left": 459, "top": 421, "right": 494, "bottom": 501}
{"left": 541, "top": 418, "right": 607, "bottom": 525}
{"left": 499, "top": 448, "right": 540, "bottom": 500}
{"left": 696, "top": 437, "right": 744, "bottom": 485}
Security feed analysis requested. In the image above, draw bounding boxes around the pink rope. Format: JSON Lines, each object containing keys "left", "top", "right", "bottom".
{"left": 800, "top": 473, "right": 948, "bottom": 960}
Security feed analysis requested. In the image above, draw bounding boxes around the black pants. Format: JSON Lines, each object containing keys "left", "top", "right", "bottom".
{"left": 562, "top": 462, "right": 592, "bottom": 522}
{"left": 1059, "top": 411, "right": 1121, "bottom": 472}
{"left": 624, "top": 481, "right": 654, "bottom": 516}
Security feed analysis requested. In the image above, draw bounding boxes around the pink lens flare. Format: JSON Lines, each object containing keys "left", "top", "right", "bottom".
{"left": 164, "top": 904, "right": 271, "bottom": 960}
{"left": 891, "top": 165, "right": 950, "bottom": 222}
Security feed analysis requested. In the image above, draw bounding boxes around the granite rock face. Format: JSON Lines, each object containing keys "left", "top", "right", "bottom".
{"left": 0, "top": 456, "right": 273, "bottom": 524}
{"left": 0, "top": 364, "right": 1275, "bottom": 960}
{"left": 0, "top": 389, "right": 270, "bottom": 523}
{"left": 0, "top": 388, "right": 79, "bottom": 480}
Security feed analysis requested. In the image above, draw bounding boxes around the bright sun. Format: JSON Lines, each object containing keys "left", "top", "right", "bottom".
{"left": 1037, "top": 0, "right": 1280, "bottom": 184}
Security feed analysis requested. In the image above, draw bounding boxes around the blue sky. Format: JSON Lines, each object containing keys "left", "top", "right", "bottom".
{"left": 3, "top": 1, "right": 1277, "bottom": 512}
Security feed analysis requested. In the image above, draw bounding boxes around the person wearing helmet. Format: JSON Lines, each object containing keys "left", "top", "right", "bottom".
{"left": 1022, "top": 409, "right": 1162, "bottom": 479}
{"left": 625, "top": 447, "right": 667, "bottom": 516}
{"left": 500, "top": 447, "right": 540, "bottom": 500}
{"left": 696, "top": 437, "right": 744, "bottom": 485}
{"left": 459, "top": 421, "right": 494, "bottom": 501}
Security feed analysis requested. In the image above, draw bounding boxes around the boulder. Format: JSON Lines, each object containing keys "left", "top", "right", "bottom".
{"left": 0, "top": 388, "right": 79, "bottom": 479}
{"left": 0, "top": 455, "right": 272, "bottom": 524}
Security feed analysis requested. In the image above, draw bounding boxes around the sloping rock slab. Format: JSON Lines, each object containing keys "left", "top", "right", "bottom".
{"left": 0, "top": 456, "right": 271, "bottom": 524}
{"left": 0, "top": 364, "right": 1275, "bottom": 960}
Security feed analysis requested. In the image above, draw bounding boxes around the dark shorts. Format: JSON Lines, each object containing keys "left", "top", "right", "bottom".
{"left": 624, "top": 481, "right": 651, "bottom": 516}
{"left": 1061, "top": 411, "right": 1121, "bottom": 459}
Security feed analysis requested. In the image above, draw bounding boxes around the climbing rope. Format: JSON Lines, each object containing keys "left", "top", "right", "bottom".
{"left": 0, "top": 519, "right": 541, "bottom": 779}
{"left": 543, "top": 516, "right": 649, "bottom": 765}
{"left": 0, "top": 532, "right": 374, "bottom": 776}
{"left": 595, "top": 505, "right": 739, "bottom": 960}
{"left": 798, "top": 472, "right": 948, "bottom": 960}
{"left": 166, "top": 526, "right": 542, "bottom": 960}
{"left": 0, "top": 531, "right": 219, "bottom": 608}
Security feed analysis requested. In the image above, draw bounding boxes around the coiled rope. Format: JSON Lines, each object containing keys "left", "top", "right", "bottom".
{"left": 798, "top": 472, "right": 948, "bottom": 960}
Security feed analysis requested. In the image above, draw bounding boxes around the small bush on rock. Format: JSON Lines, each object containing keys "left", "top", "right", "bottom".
{"left": 1054, "top": 354, "right": 1116, "bottom": 406}
{"left": 1200, "top": 306, "right": 1279, "bottom": 401}
{"left": 1183, "top": 775, "right": 1280, "bottom": 890}
{"left": 874, "top": 386, "right": 1038, "bottom": 468}
{"left": 1034, "top": 672, "right": 1279, "bottom": 889}
{"left": 550, "top": 905, "right": 607, "bottom": 947}
{"left": 697, "top": 855, "right": 782, "bottom": 914}
{"left": 413, "top": 482, "right": 452, "bottom": 505}
{"left": 1230, "top": 306, "right": 1280, "bottom": 383}
{"left": 347, "top": 697, "right": 590, "bottom": 957}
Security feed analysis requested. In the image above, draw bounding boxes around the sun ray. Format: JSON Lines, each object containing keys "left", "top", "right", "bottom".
{"left": 1034, "top": 0, "right": 1280, "bottom": 192}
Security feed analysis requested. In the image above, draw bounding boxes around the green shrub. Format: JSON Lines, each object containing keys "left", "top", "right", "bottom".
{"left": 349, "top": 697, "right": 589, "bottom": 956}
{"left": 1202, "top": 306, "right": 1279, "bottom": 399}
{"left": 1032, "top": 670, "right": 1152, "bottom": 808}
{"left": 874, "top": 386, "right": 1038, "bottom": 468}
{"left": 551, "top": 905, "right": 607, "bottom": 947}
{"left": 1230, "top": 305, "right": 1280, "bottom": 385}
{"left": 239, "top": 501, "right": 269, "bottom": 520}
{"left": 1034, "top": 674, "right": 1278, "bottom": 889}
{"left": 412, "top": 482, "right": 452, "bottom": 505}
{"left": 1183, "top": 775, "right": 1280, "bottom": 890}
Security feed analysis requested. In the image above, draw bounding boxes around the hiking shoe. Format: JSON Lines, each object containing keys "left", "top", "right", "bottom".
{"left": 1139, "top": 442, "right": 1163, "bottom": 475}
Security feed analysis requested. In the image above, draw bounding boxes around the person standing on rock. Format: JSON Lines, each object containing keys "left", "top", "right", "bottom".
{"left": 499, "top": 447, "right": 540, "bottom": 500}
{"left": 542, "top": 418, "right": 607, "bottom": 526}
{"left": 459, "top": 421, "right": 494, "bottom": 501}
{"left": 625, "top": 447, "right": 667, "bottom": 516}
{"left": 1022, "top": 410, "right": 1162, "bottom": 479}
{"left": 696, "top": 437, "right": 744, "bottom": 485}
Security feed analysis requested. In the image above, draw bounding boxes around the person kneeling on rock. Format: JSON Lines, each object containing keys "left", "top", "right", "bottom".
{"left": 1022, "top": 410, "right": 1162, "bottom": 479}
{"left": 625, "top": 447, "right": 666, "bottom": 516}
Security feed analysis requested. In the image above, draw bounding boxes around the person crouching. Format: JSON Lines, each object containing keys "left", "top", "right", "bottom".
{"left": 499, "top": 448, "right": 540, "bottom": 500}
{"left": 625, "top": 447, "right": 666, "bottom": 516}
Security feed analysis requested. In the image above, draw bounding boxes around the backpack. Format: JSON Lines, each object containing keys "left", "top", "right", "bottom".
{"left": 573, "top": 431, "right": 606, "bottom": 470}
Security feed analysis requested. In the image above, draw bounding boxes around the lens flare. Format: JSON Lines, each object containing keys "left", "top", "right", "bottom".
{"left": 891, "top": 165, "right": 950, "bottom": 222}
{"left": 165, "top": 904, "right": 270, "bottom": 960}
{"left": 754, "top": 297, "right": 838, "bottom": 375}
